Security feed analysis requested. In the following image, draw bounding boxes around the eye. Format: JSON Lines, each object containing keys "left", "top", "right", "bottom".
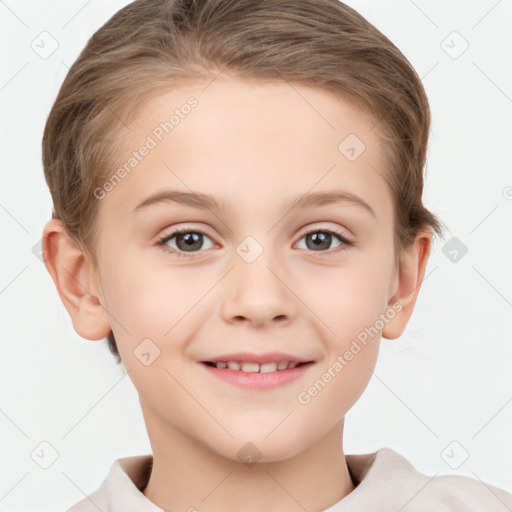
{"left": 157, "top": 228, "right": 214, "bottom": 257}
{"left": 156, "top": 225, "right": 353, "bottom": 258}
{"left": 295, "top": 227, "right": 353, "bottom": 253}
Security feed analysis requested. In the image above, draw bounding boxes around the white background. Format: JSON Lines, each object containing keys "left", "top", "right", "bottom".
{"left": 0, "top": 0, "right": 511, "bottom": 510}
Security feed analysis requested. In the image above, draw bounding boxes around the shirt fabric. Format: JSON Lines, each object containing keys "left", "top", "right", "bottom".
{"left": 67, "top": 447, "right": 512, "bottom": 511}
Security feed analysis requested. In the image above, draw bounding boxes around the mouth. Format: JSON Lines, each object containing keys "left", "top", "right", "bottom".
{"left": 201, "top": 360, "right": 313, "bottom": 372}
{"left": 199, "top": 359, "right": 316, "bottom": 390}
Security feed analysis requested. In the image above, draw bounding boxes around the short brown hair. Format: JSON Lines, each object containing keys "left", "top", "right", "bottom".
{"left": 42, "top": 0, "right": 446, "bottom": 365}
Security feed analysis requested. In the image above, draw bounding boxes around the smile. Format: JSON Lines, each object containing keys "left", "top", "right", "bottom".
{"left": 203, "top": 360, "right": 307, "bottom": 372}
{"left": 200, "top": 361, "right": 315, "bottom": 390}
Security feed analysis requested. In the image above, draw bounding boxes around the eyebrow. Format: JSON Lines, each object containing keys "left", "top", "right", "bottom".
{"left": 130, "top": 189, "right": 376, "bottom": 218}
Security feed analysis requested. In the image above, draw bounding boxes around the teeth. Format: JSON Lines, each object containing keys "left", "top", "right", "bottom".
{"left": 212, "top": 360, "right": 305, "bottom": 372}
{"left": 240, "top": 362, "right": 260, "bottom": 373}
{"left": 260, "top": 362, "right": 277, "bottom": 373}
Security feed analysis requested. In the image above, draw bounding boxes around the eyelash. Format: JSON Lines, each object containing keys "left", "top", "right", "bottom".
{"left": 156, "top": 226, "right": 354, "bottom": 258}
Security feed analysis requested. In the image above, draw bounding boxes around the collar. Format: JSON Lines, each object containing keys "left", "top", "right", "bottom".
{"left": 104, "top": 447, "right": 420, "bottom": 512}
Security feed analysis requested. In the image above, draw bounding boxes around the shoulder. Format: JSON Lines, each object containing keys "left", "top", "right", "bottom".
{"left": 416, "top": 472, "right": 512, "bottom": 512}
{"left": 64, "top": 454, "right": 157, "bottom": 512}
{"left": 378, "top": 447, "right": 512, "bottom": 511}
{"left": 66, "top": 463, "right": 110, "bottom": 512}
{"left": 65, "top": 481, "right": 109, "bottom": 512}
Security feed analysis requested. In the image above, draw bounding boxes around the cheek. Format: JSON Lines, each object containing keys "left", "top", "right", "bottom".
{"left": 104, "top": 262, "right": 211, "bottom": 372}
{"left": 297, "top": 270, "right": 384, "bottom": 416}
{"left": 103, "top": 252, "right": 182, "bottom": 327}
{"left": 98, "top": 254, "right": 175, "bottom": 358}
{"left": 300, "top": 256, "right": 393, "bottom": 339}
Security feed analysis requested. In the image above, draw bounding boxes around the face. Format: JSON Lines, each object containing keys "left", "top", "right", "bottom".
{"left": 88, "top": 75, "right": 400, "bottom": 462}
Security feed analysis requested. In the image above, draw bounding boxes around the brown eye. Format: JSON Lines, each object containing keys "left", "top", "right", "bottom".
{"left": 296, "top": 228, "right": 352, "bottom": 252}
{"left": 174, "top": 232, "right": 204, "bottom": 252}
{"left": 158, "top": 228, "right": 214, "bottom": 256}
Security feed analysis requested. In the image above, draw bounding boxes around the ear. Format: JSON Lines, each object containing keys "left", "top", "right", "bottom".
{"left": 382, "top": 227, "right": 433, "bottom": 340}
{"left": 41, "top": 218, "right": 111, "bottom": 341}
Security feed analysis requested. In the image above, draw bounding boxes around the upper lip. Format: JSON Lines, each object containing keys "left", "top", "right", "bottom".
{"left": 200, "top": 351, "right": 315, "bottom": 364}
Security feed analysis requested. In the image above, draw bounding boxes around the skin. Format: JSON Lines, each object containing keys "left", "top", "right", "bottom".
{"left": 42, "top": 74, "right": 432, "bottom": 512}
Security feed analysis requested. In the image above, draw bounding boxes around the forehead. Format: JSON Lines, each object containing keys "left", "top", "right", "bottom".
{"left": 97, "top": 75, "right": 393, "bottom": 227}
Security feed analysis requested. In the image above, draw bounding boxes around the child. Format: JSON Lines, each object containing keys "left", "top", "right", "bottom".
{"left": 41, "top": 0, "right": 512, "bottom": 510}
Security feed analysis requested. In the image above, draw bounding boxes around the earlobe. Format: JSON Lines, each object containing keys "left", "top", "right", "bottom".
{"left": 382, "top": 229, "right": 433, "bottom": 340}
{"left": 42, "top": 218, "right": 111, "bottom": 341}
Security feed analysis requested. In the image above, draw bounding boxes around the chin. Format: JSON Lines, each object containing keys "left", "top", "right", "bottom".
{"left": 212, "top": 429, "right": 310, "bottom": 465}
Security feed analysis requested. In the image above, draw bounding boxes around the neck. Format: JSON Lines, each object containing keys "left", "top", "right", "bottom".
{"left": 141, "top": 409, "right": 356, "bottom": 512}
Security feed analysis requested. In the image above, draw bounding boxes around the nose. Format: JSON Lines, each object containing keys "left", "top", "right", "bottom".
{"left": 220, "top": 249, "right": 297, "bottom": 328}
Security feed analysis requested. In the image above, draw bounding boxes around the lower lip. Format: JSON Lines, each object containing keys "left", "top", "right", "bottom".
{"left": 199, "top": 362, "right": 315, "bottom": 390}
